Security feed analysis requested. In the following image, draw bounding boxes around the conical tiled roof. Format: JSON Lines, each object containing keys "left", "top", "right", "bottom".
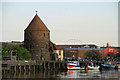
{"left": 25, "top": 14, "right": 50, "bottom": 32}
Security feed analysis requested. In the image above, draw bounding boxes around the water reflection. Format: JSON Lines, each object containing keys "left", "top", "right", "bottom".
{"left": 2, "top": 69, "right": 120, "bottom": 79}
{"left": 62, "top": 69, "right": 120, "bottom": 79}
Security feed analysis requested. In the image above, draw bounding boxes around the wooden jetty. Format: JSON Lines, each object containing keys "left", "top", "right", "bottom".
{"left": 2, "top": 60, "right": 65, "bottom": 73}
{"left": 1, "top": 60, "right": 117, "bottom": 73}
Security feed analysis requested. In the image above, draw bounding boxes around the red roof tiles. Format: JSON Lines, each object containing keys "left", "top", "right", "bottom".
{"left": 25, "top": 14, "right": 50, "bottom": 32}
{"left": 53, "top": 43, "right": 62, "bottom": 50}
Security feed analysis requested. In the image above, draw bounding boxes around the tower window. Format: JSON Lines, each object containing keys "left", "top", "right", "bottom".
{"left": 43, "top": 33, "right": 45, "bottom": 37}
{"left": 29, "top": 32, "right": 31, "bottom": 35}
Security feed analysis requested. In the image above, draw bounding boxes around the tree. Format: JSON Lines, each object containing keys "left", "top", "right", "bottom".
{"left": 2, "top": 46, "right": 10, "bottom": 57}
{"left": 114, "top": 52, "right": 120, "bottom": 58}
{"left": 85, "top": 50, "right": 101, "bottom": 60}
{"left": 1, "top": 43, "right": 31, "bottom": 60}
{"left": 15, "top": 45, "right": 31, "bottom": 60}
{"left": 2, "top": 43, "right": 16, "bottom": 57}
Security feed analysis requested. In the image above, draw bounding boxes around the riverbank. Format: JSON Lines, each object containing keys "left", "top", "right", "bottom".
{"left": 1, "top": 60, "right": 118, "bottom": 73}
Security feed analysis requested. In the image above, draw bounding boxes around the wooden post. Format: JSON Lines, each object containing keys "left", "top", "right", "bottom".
{"left": 23, "top": 66, "right": 25, "bottom": 71}
{"left": 31, "top": 65, "right": 33, "bottom": 71}
{"left": 24, "top": 65, "right": 26, "bottom": 72}
{"left": 38, "top": 64, "right": 40, "bottom": 71}
{"left": 59, "top": 62, "right": 61, "bottom": 69}
{"left": 43, "top": 62, "right": 45, "bottom": 70}
{"left": 34, "top": 65, "right": 35, "bottom": 72}
{"left": 29, "top": 65, "right": 30, "bottom": 71}
{"left": 53, "top": 62, "right": 55, "bottom": 70}
{"left": 22, "top": 66, "right": 24, "bottom": 71}
{"left": 48, "top": 62, "right": 50, "bottom": 70}
{"left": 14, "top": 66, "right": 16, "bottom": 72}
{"left": 62, "top": 62, "right": 65, "bottom": 69}
{"left": 20, "top": 66, "right": 22, "bottom": 71}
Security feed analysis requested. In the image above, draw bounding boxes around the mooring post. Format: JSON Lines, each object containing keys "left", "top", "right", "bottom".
{"left": 24, "top": 65, "right": 26, "bottom": 72}
{"left": 33, "top": 65, "right": 35, "bottom": 71}
{"left": 23, "top": 66, "right": 25, "bottom": 71}
{"left": 21, "top": 66, "right": 23, "bottom": 71}
{"left": 31, "top": 65, "right": 33, "bottom": 71}
{"left": 14, "top": 66, "right": 16, "bottom": 72}
{"left": 48, "top": 62, "right": 50, "bottom": 70}
{"left": 54, "top": 61, "right": 55, "bottom": 70}
{"left": 59, "top": 62, "right": 61, "bottom": 69}
{"left": 43, "top": 62, "right": 46, "bottom": 70}
{"left": 62, "top": 62, "right": 65, "bottom": 68}
{"left": 29, "top": 65, "right": 30, "bottom": 71}
{"left": 20, "top": 66, "right": 22, "bottom": 71}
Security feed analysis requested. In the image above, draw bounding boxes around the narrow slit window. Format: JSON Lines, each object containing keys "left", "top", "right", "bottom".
{"left": 30, "top": 32, "right": 31, "bottom": 35}
{"left": 43, "top": 33, "right": 45, "bottom": 37}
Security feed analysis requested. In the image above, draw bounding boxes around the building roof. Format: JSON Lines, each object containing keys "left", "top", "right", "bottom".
{"left": 57, "top": 44, "right": 98, "bottom": 49}
{"left": 65, "top": 48, "right": 105, "bottom": 50}
{"left": 53, "top": 43, "right": 62, "bottom": 50}
{"left": 104, "top": 46, "right": 118, "bottom": 54}
{"left": 25, "top": 14, "right": 50, "bottom": 32}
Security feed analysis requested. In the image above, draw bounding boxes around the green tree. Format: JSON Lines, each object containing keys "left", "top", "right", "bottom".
{"left": 115, "top": 52, "right": 120, "bottom": 57}
{"left": 15, "top": 45, "right": 31, "bottom": 60}
{"left": 2, "top": 43, "right": 16, "bottom": 57}
{"left": 1, "top": 43, "right": 31, "bottom": 60}
{"left": 85, "top": 50, "right": 101, "bottom": 60}
{"left": 2, "top": 46, "right": 10, "bottom": 57}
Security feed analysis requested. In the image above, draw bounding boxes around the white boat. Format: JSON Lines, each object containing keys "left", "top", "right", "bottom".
{"left": 115, "top": 62, "right": 120, "bottom": 69}
{"left": 87, "top": 63, "right": 100, "bottom": 70}
{"left": 64, "top": 61, "right": 85, "bottom": 70}
{"left": 100, "top": 63, "right": 115, "bottom": 69}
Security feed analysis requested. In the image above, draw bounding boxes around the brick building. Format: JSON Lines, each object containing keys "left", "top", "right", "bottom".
{"left": 58, "top": 43, "right": 120, "bottom": 58}
{"left": 65, "top": 47, "right": 104, "bottom": 58}
{"left": 57, "top": 44, "right": 100, "bottom": 58}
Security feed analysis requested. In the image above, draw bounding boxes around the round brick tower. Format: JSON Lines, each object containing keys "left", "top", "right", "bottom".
{"left": 24, "top": 13, "right": 51, "bottom": 61}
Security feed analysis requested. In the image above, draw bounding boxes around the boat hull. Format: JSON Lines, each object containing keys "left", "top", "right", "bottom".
{"left": 115, "top": 62, "right": 120, "bottom": 69}
{"left": 101, "top": 63, "right": 115, "bottom": 69}
{"left": 64, "top": 61, "right": 85, "bottom": 70}
{"left": 115, "top": 65, "right": 120, "bottom": 69}
{"left": 67, "top": 66, "right": 84, "bottom": 70}
{"left": 88, "top": 66, "right": 100, "bottom": 70}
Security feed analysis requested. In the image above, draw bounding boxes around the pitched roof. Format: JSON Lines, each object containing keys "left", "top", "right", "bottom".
{"left": 104, "top": 46, "right": 118, "bottom": 54}
{"left": 53, "top": 43, "right": 62, "bottom": 50}
{"left": 25, "top": 14, "right": 50, "bottom": 32}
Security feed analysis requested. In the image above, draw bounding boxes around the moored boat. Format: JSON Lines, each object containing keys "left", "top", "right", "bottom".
{"left": 64, "top": 61, "right": 85, "bottom": 70}
{"left": 87, "top": 63, "right": 100, "bottom": 70}
{"left": 115, "top": 62, "right": 120, "bottom": 69}
{"left": 100, "top": 63, "right": 115, "bottom": 69}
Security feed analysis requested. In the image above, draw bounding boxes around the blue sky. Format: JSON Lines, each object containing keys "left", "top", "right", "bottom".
{"left": 1, "top": 2, "right": 118, "bottom": 46}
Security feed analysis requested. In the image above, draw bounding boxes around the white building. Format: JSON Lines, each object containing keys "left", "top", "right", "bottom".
{"left": 53, "top": 43, "right": 64, "bottom": 61}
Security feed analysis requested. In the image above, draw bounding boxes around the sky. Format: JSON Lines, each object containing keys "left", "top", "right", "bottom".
{"left": 1, "top": 1, "right": 119, "bottom": 47}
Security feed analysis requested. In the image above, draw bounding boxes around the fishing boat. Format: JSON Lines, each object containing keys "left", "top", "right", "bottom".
{"left": 100, "top": 63, "right": 115, "bottom": 69}
{"left": 115, "top": 62, "right": 120, "bottom": 69}
{"left": 64, "top": 61, "right": 85, "bottom": 70}
{"left": 87, "top": 63, "right": 100, "bottom": 70}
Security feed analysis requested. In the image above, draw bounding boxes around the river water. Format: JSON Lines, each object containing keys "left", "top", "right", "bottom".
{"left": 2, "top": 69, "right": 120, "bottom": 80}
